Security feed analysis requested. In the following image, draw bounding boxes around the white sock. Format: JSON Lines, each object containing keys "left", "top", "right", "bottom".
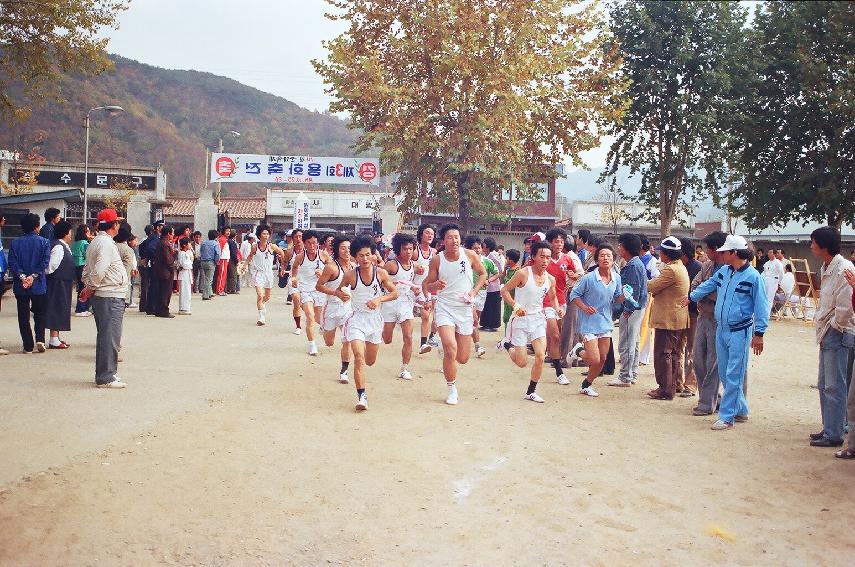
{"left": 447, "top": 380, "right": 456, "bottom": 388}
{"left": 258, "top": 310, "right": 264, "bottom": 318}
{"left": 309, "top": 340, "right": 316, "bottom": 348}
{"left": 49, "top": 337, "right": 61, "bottom": 347}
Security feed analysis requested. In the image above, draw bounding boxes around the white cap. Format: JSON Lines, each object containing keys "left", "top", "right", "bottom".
{"left": 656, "top": 236, "right": 681, "bottom": 251}
{"left": 717, "top": 234, "right": 748, "bottom": 252}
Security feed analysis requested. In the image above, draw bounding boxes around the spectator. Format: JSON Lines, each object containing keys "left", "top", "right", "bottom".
{"left": 227, "top": 231, "right": 239, "bottom": 293}
{"left": 576, "top": 228, "right": 591, "bottom": 266}
{"left": 677, "top": 237, "right": 703, "bottom": 397}
{"left": 755, "top": 248, "right": 767, "bottom": 271}
{"left": 39, "top": 207, "right": 61, "bottom": 242}
{"left": 240, "top": 232, "right": 256, "bottom": 291}
{"left": 80, "top": 209, "right": 128, "bottom": 388}
{"left": 152, "top": 226, "right": 177, "bottom": 317}
{"left": 8, "top": 213, "right": 50, "bottom": 354}
{"left": 176, "top": 237, "right": 193, "bottom": 315}
{"left": 190, "top": 231, "right": 202, "bottom": 293}
{"left": 501, "top": 249, "right": 522, "bottom": 330}
{"left": 214, "top": 226, "right": 231, "bottom": 296}
{"left": 140, "top": 220, "right": 164, "bottom": 313}
{"left": 114, "top": 226, "right": 138, "bottom": 308}
{"left": 199, "top": 229, "right": 219, "bottom": 300}
{"left": 0, "top": 213, "right": 7, "bottom": 318}
{"left": 480, "top": 237, "right": 503, "bottom": 331}
{"left": 646, "top": 236, "right": 690, "bottom": 400}
{"left": 808, "top": 226, "right": 855, "bottom": 448}
{"left": 610, "top": 233, "right": 648, "bottom": 387}
{"left": 762, "top": 249, "right": 784, "bottom": 316}
{"left": 44, "top": 220, "right": 75, "bottom": 349}
{"left": 71, "top": 224, "right": 93, "bottom": 317}
{"left": 838, "top": 267, "right": 855, "bottom": 459}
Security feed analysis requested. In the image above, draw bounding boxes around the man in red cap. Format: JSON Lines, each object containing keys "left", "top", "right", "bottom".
{"left": 80, "top": 209, "right": 128, "bottom": 388}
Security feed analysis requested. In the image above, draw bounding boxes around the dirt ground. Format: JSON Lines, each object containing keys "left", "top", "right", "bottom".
{"left": 1, "top": 287, "right": 854, "bottom": 566}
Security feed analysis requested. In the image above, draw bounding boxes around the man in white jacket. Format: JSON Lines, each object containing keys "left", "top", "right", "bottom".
{"left": 81, "top": 209, "right": 129, "bottom": 389}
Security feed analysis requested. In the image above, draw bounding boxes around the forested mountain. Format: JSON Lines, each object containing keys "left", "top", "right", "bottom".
{"left": 0, "top": 55, "right": 364, "bottom": 196}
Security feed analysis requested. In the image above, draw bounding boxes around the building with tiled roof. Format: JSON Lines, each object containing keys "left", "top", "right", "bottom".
{"left": 164, "top": 197, "right": 267, "bottom": 229}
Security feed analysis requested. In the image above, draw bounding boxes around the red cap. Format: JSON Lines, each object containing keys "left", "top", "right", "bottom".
{"left": 97, "top": 209, "right": 124, "bottom": 223}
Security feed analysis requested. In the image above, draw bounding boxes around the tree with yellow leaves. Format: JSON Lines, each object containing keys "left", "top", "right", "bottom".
{"left": 314, "top": 0, "right": 626, "bottom": 232}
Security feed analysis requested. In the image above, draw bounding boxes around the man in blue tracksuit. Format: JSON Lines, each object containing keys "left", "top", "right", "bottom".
{"left": 688, "top": 234, "right": 768, "bottom": 431}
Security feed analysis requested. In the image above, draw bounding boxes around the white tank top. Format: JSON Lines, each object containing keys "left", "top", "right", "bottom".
{"left": 326, "top": 260, "right": 351, "bottom": 307}
{"left": 250, "top": 241, "right": 274, "bottom": 276}
{"left": 390, "top": 259, "right": 416, "bottom": 303}
{"left": 285, "top": 246, "right": 302, "bottom": 272}
{"left": 437, "top": 249, "right": 473, "bottom": 307}
{"left": 413, "top": 245, "right": 433, "bottom": 285}
{"left": 298, "top": 250, "right": 323, "bottom": 287}
{"left": 515, "top": 267, "right": 549, "bottom": 315}
{"left": 351, "top": 266, "right": 383, "bottom": 313}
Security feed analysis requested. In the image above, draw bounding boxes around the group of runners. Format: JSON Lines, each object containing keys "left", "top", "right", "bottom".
{"left": 238, "top": 222, "right": 603, "bottom": 412}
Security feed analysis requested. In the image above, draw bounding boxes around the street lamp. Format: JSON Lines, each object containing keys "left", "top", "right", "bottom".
{"left": 216, "top": 130, "right": 241, "bottom": 209}
{"left": 83, "top": 105, "right": 124, "bottom": 224}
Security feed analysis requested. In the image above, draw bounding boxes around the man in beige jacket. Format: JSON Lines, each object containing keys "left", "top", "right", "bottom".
{"left": 81, "top": 209, "right": 129, "bottom": 389}
{"left": 646, "top": 236, "right": 690, "bottom": 400}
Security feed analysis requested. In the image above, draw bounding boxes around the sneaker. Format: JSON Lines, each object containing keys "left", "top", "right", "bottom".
{"left": 446, "top": 384, "right": 458, "bottom": 405}
{"left": 419, "top": 343, "right": 432, "bottom": 354}
{"left": 556, "top": 374, "right": 570, "bottom": 386}
{"left": 524, "top": 392, "right": 545, "bottom": 403}
{"left": 580, "top": 386, "right": 599, "bottom": 397}
{"left": 711, "top": 419, "right": 734, "bottom": 430}
{"left": 293, "top": 327, "right": 302, "bottom": 335}
{"left": 178, "top": 310, "right": 192, "bottom": 315}
{"left": 308, "top": 342, "right": 319, "bottom": 356}
{"left": 96, "top": 379, "right": 127, "bottom": 389}
{"left": 0, "top": 347, "right": 9, "bottom": 356}
{"left": 35, "top": 342, "right": 46, "bottom": 353}
{"left": 74, "top": 311, "right": 91, "bottom": 317}
{"left": 257, "top": 313, "right": 266, "bottom": 326}
{"left": 355, "top": 393, "right": 368, "bottom": 411}
{"left": 679, "top": 389, "right": 695, "bottom": 398}
{"left": 399, "top": 369, "right": 413, "bottom": 380}
{"left": 427, "top": 335, "right": 440, "bottom": 348}
{"left": 735, "top": 414, "right": 749, "bottom": 423}
{"left": 607, "top": 378, "right": 631, "bottom": 388}
{"left": 692, "top": 407, "right": 713, "bottom": 416}
{"left": 565, "top": 342, "right": 584, "bottom": 366}
{"left": 476, "top": 346, "right": 486, "bottom": 358}
{"left": 338, "top": 372, "right": 349, "bottom": 384}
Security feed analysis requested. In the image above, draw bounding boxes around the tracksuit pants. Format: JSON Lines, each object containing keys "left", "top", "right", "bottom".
{"left": 716, "top": 326, "right": 751, "bottom": 423}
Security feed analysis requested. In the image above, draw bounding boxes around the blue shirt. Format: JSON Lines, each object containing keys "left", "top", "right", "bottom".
{"left": 617, "top": 256, "right": 648, "bottom": 315}
{"left": 8, "top": 232, "right": 51, "bottom": 295}
{"left": 690, "top": 263, "right": 769, "bottom": 335}
{"left": 200, "top": 239, "right": 220, "bottom": 262}
{"left": 568, "top": 269, "right": 622, "bottom": 336}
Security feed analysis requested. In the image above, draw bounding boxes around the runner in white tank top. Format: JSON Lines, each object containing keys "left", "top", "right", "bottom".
{"left": 336, "top": 236, "right": 398, "bottom": 412}
{"left": 414, "top": 224, "right": 438, "bottom": 355}
{"left": 382, "top": 234, "right": 419, "bottom": 380}
{"left": 282, "top": 229, "right": 304, "bottom": 331}
{"left": 422, "top": 224, "right": 488, "bottom": 406}
{"left": 291, "top": 231, "right": 331, "bottom": 355}
{"left": 316, "top": 235, "right": 355, "bottom": 384}
{"left": 500, "top": 242, "right": 562, "bottom": 403}
{"left": 240, "top": 225, "right": 285, "bottom": 326}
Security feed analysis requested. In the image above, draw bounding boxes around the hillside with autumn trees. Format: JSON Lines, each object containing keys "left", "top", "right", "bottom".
{"left": 0, "top": 55, "right": 365, "bottom": 196}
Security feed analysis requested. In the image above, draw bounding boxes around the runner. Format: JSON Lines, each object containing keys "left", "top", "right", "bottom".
{"left": 413, "top": 224, "right": 437, "bottom": 354}
{"left": 337, "top": 235, "right": 398, "bottom": 411}
{"left": 567, "top": 243, "right": 624, "bottom": 397}
{"left": 281, "top": 229, "right": 304, "bottom": 327}
{"left": 290, "top": 230, "right": 331, "bottom": 355}
{"left": 501, "top": 241, "right": 563, "bottom": 403}
{"left": 241, "top": 224, "right": 285, "bottom": 326}
{"left": 422, "top": 223, "right": 488, "bottom": 405}
{"left": 382, "top": 233, "right": 419, "bottom": 380}
{"left": 316, "top": 234, "right": 355, "bottom": 384}
{"left": 541, "top": 228, "right": 579, "bottom": 385}
{"left": 464, "top": 235, "right": 499, "bottom": 359}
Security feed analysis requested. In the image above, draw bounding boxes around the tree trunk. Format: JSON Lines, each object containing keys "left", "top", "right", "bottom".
{"left": 828, "top": 212, "right": 843, "bottom": 231}
{"left": 456, "top": 171, "right": 472, "bottom": 234}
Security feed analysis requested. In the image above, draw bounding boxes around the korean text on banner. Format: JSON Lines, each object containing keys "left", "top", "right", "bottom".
{"left": 293, "top": 192, "right": 311, "bottom": 230}
{"left": 210, "top": 153, "right": 379, "bottom": 186}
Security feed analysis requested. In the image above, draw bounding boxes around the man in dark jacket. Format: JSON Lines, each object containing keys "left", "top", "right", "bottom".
{"left": 38, "top": 207, "right": 61, "bottom": 243}
{"left": 139, "top": 220, "right": 163, "bottom": 314}
{"left": 8, "top": 213, "right": 51, "bottom": 353}
{"left": 226, "top": 232, "right": 239, "bottom": 294}
{"left": 611, "top": 233, "right": 648, "bottom": 386}
{"left": 151, "top": 226, "right": 176, "bottom": 318}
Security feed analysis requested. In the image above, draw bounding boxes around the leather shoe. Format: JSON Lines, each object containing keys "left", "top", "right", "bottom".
{"left": 810, "top": 437, "right": 844, "bottom": 448}
{"left": 809, "top": 431, "right": 825, "bottom": 441}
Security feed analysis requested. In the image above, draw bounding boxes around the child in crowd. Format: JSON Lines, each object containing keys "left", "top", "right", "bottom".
{"left": 177, "top": 237, "right": 194, "bottom": 315}
{"left": 502, "top": 249, "right": 522, "bottom": 330}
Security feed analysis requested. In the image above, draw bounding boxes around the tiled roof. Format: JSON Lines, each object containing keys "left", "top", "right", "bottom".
{"left": 165, "top": 198, "right": 267, "bottom": 219}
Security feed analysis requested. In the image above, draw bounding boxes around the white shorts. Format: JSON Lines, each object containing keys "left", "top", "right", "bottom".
{"left": 250, "top": 270, "right": 274, "bottom": 290}
{"left": 434, "top": 300, "right": 474, "bottom": 336}
{"left": 296, "top": 285, "right": 325, "bottom": 306}
{"left": 381, "top": 299, "right": 415, "bottom": 324}
{"left": 322, "top": 301, "right": 352, "bottom": 332}
{"left": 507, "top": 313, "right": 547, "bottom": 347}
{"left": 544, "top": 306, "right": 565, "bottom": 321}
{"left": 583, "top": 332, "right": 612, "bottom": 342}
{"left": 473, "top": 291, "right": 487, "bottom": 312}
{"left": 343, "top": 311, "right": 383, "bottom": 344}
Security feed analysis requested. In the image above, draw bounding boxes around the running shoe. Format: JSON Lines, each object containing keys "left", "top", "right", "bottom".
{"left": 339, "top": 372, "right": 349, "bottom": 384}
{"left": 445, "top": 384, "right": 458, "bottom": 405}
{"left": 711, "top": 419, "right": 733, "bottom": 430}
{"left": 427, "top": 335, "right": 440, "bottom": 348}
{"left": 399, "top": 369, "right": 413, "bottom": 380}
{"left": 96, "top": 379, "right": 127, "bottom": 389}
{"left": 607, "top": 378, "right": 631, "bottom": 387}
{"left": 579, "top": 386, "right": 599, "bottom": 397}
{"left": 565, "top": 342, "right": 584, "bottom": 366}
{"left": 308, "top": 342, "right": 319, "bottom": 356}
{"left": 418, "top": 343, "right": 432, "bottom": 354}
{"left": 355, "top": 393, "right": 368, "bottom": 411}
{"left": 524, "top": 392, "right": 545, "bottom": 403}
{"left": 257, "top": 312, "right": 266, "bottom": 326}
{"left": 556, "top": 374, "right": 570, "bottom": 386}
{"left": 475, "top": 346, "right": 486, "bottom": 358}
{"left": 293, "top": 327, "right": 302, "bottom": 335}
